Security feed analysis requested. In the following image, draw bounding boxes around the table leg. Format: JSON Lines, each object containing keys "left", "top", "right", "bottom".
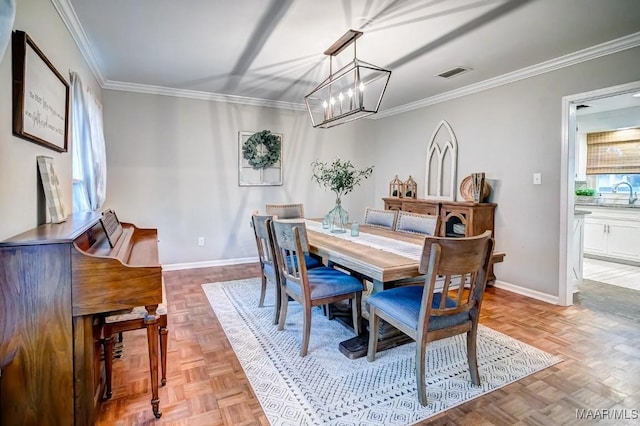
{"left": 337, "top": 279, "right": 412, "bottom": 359}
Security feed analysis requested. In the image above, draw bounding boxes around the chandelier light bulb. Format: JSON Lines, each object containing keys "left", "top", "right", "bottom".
{"left": 348, "top": 88, "right": 353, "bottom": 97}
{"left": 330, "top": 97, "right": 335, "bottom": 105}
{"left": 339, "top": 92, "right": 344, "bottom": 101}
{"left": 359, "top": 81, "right": 365, "bottom": 92}
{"left": 323, "top": 100, "right": 328, "bottom": 109}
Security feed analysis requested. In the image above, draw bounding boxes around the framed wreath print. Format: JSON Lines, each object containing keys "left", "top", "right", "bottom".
{"left": 238, "top": 130, "right": 283, "bottom": 186}
{"left": 12, "top": 30, "right": 69, "bottom": 152}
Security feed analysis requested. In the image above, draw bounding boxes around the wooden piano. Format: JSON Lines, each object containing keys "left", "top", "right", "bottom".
{"left": 0, "top": 211, "right": 162, "bottom": 425}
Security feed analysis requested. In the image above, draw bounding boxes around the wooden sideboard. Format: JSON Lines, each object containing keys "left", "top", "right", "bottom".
{"left": 383, "top": 198, "right": 496, "bottom": 238}
{"left": 383, "top": 197, "right": 504, "bottom": 282}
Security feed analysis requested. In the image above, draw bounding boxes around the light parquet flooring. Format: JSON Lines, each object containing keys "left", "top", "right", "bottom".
{"left": 96, "top": 264, "right": 640, "bottom": 425}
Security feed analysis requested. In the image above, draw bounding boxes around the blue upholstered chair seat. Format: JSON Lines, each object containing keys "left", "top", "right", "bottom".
{"left": 265, "top": 254, "right": 322, "bottom": 278}
{"left": 263, "top": 263, "right": 275, "bottom": 278}
{"left": 285, "top": 267, "right": 363, "bottom": 300}
{"left": 299, "top": 254, "right": 323, "bottom": 269}
{"left": 368, "top": 286, "right": 469, "bottom": 331}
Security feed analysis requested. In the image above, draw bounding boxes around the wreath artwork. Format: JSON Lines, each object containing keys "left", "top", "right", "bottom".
{"left": 242, "top": 130, "right": 281, "bottom": 169}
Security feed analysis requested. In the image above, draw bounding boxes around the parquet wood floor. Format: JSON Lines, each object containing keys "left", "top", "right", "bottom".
{"left": 96, "top": 264, "right": 640, "bottom": 425}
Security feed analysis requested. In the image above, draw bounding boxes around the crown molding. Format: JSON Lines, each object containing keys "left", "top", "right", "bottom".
{"left": 50, "top": 0, "right": 105, "bottom": 85}
{"left": 53, "top": 0, "right": 640, "bottom": 117}
{"left": 374, "top": 31, "right": 640, "bottom": 119}
{"left": 102, "top": 80, "right": 307, "bottom": 111}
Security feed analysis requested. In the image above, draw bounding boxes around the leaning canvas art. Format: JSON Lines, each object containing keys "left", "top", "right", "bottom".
{"left": 37, "top": 155, "right": 66, "bottom": 223}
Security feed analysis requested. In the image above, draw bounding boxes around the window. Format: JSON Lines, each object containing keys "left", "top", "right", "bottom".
{"left": 70, "top": 72, "right": 106, "bottom": 212}
{"left": 589, "top": 174, "right": 640, "bottom": 194}
{"left": 585, "top": 128, "right": 640, "bottom": 194}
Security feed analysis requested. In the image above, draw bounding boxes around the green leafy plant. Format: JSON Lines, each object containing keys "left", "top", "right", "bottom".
{"left": 575, "top": 188, "right": 596, "bottom": 196}
{"left": 311, "top": 158, "right": 374, "bottom": 199}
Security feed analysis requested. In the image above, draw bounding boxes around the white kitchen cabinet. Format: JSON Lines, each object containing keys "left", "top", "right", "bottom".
{"left": 583, "top": 218, "right": 608, "bottom": 255}
{"left": 582, "top": 207, "right": 640, "bottom": 263}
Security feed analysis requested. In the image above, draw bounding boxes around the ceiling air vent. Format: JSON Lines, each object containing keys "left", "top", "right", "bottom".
{"left": 436, "top": 66, "right": 472, "bottom": 79}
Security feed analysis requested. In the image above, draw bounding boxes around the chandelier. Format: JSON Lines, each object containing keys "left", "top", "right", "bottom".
{"left": 304, "top": 30, "right": 391, "bottom": 129}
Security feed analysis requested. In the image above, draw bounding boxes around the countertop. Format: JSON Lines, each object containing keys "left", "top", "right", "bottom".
{"left": 575, "top": 202, "right": 640, "bottom": 210}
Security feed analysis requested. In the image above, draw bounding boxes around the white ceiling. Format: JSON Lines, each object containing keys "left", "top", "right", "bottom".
{"left": 65, "top": 0, "right": 640, "bottom": 114}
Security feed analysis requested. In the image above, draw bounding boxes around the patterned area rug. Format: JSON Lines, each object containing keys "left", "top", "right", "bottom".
{"left": 202, "top": 278, "right": 561, "bottom": 426}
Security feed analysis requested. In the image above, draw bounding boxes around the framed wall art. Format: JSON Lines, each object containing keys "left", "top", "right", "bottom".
{"left": 12, "top": 30, "right": 69, "bottom": 152}
{"left": 238, "top": 130, "right": 283, "bottom": 186}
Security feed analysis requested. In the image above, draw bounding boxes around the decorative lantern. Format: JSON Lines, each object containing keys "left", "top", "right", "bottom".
{"left": 404, "top": 176, "right": 417, "bottom": 199}
{"left": 389, "top": 175, "right": 404, "bottom": 198}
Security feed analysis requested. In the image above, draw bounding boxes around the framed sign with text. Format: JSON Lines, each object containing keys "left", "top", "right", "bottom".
{"left": 12, "top": 30, "right": 69, "bottom": 152}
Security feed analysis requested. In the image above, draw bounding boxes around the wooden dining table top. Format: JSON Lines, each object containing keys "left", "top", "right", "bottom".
{"left": 306, "top": 220, "right": 505, "bottom": 291}
{"left": 307, "top": 222, "right": 426, "bottom": 285}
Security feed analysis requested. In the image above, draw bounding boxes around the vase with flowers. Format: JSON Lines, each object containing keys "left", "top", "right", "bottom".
{"left": 311, "top": 158, "right": 374, "bottom": 233}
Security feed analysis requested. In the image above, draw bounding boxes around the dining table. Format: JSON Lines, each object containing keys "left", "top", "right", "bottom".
{"left": 304, "top": 219, "right": 505, "bottom": 358}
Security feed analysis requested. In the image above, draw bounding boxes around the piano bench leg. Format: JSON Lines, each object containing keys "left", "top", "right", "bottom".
{"left": 152, "top": 398, "right": 162, "bottom": 419}
{"left": 102, "top": 332, "right": 114, "bottom": 400}
{"left": 159, "top": 315, "right": 168, "bottom": 387}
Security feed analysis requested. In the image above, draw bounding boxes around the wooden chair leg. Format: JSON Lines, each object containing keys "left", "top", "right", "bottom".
{"left": 103, "top": 331, "right": 114, "bottom": 399}
{"left": 259, "top": 274, "right": 267, "bottom": 307}
{"left": 416, "top": 337, "right": 428, "bottom": 406}
{"left": 366, "top": 307, "right": 380, "bottom": 362}
{"left": 278, "top": 289, "right": 288, "bottom": 331}
{"left": 300, "top": 304, "right": 312, "bottom": 357}
{"left": 273, "top": 278, "right": 281, "bottom": 326}
{"left": 159, "top": 319, "right": 168, "bottom": 387}
{"left": 467, "top": 324, "right": 480, "bottom": 386}
{"left": 145, "top": 315, "right": 162, "bottom": 419}
{"left": 327, "top": 303, "right": 334, "bottom": 320}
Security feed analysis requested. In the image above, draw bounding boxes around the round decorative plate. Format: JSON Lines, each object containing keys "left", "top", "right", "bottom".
{"left": 460, "top": 175, "right": 491, "bottom": 202}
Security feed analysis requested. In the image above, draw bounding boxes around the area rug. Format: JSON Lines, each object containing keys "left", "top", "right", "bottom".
{"left": 202, "top": 278, "right": 561, "bottom": 426}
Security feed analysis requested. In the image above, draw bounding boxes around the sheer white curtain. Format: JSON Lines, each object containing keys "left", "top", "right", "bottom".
{"left": 71, "top": 72, "right": 107, "bottom": 212}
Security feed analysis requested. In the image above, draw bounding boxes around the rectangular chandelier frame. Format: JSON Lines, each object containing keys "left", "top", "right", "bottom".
{"left": 304, "top": 30, "right": 391, "bottom": 129}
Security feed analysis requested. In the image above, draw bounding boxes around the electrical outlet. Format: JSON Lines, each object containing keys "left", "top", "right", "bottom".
{"left": 198, "top": 237, "right": 205, "bottom": 246}
{"left": 533, "top": 173, "right": 542, "bottom": 185}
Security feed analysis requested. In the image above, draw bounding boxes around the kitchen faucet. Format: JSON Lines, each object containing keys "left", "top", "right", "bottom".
{"left": 612, "top": 182, "right": 638, "bottom": 204}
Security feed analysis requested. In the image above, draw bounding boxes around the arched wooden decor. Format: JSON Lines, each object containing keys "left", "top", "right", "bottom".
{"left": 424, "top": 120, "right": 458, "bottom": 200}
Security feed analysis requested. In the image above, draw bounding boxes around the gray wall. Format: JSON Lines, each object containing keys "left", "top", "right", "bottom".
{"left": 102, "top": 90, "right": 375, "bottom": 265}
{"left": 2, "top": 1, "right": 640, "bottom": 299}
{"left": 370, "top": 47, "right": 640, "bottom": 296}
{"left": 0, "top": 0, "right": 100, "bottom": 241}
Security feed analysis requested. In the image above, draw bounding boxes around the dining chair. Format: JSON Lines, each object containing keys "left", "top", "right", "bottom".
{"left": 251, "top": 213, "right": 285, "bottom": 324}
{"left": 270, "top": 219, "right": 364, "bottom": 356}
{"left": 363, "top": 207, "right": 398, "bottom": 229}
{"left": 251, "top": 213, "right": 324, "bottom": 325}
{"left": 394, "top": 211, "right": 441, "bottom": 236}
{"left": 265, "top": 203, "right": 305, "bottom": 219}
{"left": 367, "top": 230, "right": 494, "bottom": 406}
{"left": 103, "top": 280, "right": 168, "bottom": 418}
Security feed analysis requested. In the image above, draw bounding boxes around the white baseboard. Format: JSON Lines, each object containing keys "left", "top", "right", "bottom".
{"left": 163, "top": 261, "right": 561, "bottom": 305}
{"left": 162, "top": 256, "right": 258, "bottom": 271}
{"left": 492, "top": 280, "right": 560, "bottom": 305}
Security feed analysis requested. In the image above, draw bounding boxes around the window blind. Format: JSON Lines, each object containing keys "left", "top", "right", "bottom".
{"left": 586, "top": 128, "right": 640, "bottom": 175}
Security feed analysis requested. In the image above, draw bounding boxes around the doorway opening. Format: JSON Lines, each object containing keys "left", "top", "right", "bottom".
{"left": 559, "top": 80, "right": 640, "bottom": 307}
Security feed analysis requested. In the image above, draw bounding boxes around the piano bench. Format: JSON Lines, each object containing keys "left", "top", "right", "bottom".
{"left": 102, "top": 295, "right": 167, "bottom": 419}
